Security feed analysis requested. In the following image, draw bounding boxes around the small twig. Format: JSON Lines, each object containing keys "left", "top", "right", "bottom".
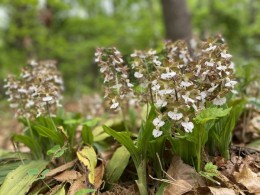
{"left": 13, "top": 141, "right": 24, "bottom": 165}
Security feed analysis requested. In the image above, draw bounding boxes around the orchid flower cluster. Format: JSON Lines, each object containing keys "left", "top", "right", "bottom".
{"left": 95, "top": 47, "right": 135, "bottom": 111}
{"left": 4, "top": 60, "right": 64, "bottom": 118}
{"left": 96, "top": 37, "right": 237, "bottom": 137}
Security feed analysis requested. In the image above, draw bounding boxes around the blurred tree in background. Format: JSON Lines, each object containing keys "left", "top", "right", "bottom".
{"left": 0, "top": 0, "right": 259, "bottom": 98}
{"left": 0, "top": 0, "right": 163, "bottom": 97}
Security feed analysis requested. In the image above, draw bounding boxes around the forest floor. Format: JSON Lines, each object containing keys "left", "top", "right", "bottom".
{"left": 0, "top": 96, "right": 260, "bottom": 195}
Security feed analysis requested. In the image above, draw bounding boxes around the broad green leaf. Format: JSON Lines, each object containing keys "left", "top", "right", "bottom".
{"left": 93, "top": 132, "right": 110, "bottom": 142}
{"left": 12, "top": 134, "right": 42, "bottom": 159}
{"left": 156, "top": 183, "right": 169, "bottom": 195}
{"left": 47, "top": 145, "right": 60, "bottom": 155}
{"left": 64, "top": 118, "right": 82, "bottom": 125}
{"left": 82, "top": 125, "right": 94, "bottom": 144}
{"left": 137, "top": 105, "right": 157, "bottom": 153}
{"left": 47, "top": 145, "right": 66, "bottom": 158}
{"left": 0, "top": 160, "right": 47, "bottom": 195}
{"left": 0, "top": 160, "right": 30, "bottom": 185}
{"left": 92, "top": 118, "right": 124, "bottom": 142}
{"left": 37, "top": 169, "right": 49, "bottom": 180}
{"left": 27, "top": 168, "right": 40, "bottom": 176}
{"left": 75, "top": 189, "right": 96, "bottom": 195}
{"left": 83, "top": 118, "right": 101, "bottom": 127}
{"left": 105, "top": 146, "right": 130, "bottom": 183}
{"left": 54, "top": 185, "right": 66, "bottom": 195}
{"left": 34, "top": 124, "right": 64, "bottom": 145}
{"left": 0, "top": 150, "right": 30, "bottom": 160}
{"left": 247, "top": 139, "right": 260, "bottom": 150}
{"left": 194, "top": 107, "right": 231, "bottom": 124}
{"left": 54, "top": 148, "right": 66, "bottom": 158}
{"left": 103, "top": 125, "right": 140, "bottom": 166}
{"left": 76, "top": 146, "right": 97, "bottom": 190}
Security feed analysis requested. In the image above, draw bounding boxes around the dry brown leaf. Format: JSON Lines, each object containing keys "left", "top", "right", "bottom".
{"left": 68, "top": 174, "right": 87, "bottom": 195}
{"left": 46, "top": 160, "right": 77, "bottom": 177}
{"left": 54, "top": 170, "right": 82, "bottom": 182}
{"left": 233, "top": 164, "right": 260, "bottom": 193}
{"left": 94, "top": 161, "right": 105, "bottom": 189}
{"left": 208, "top": 187, "right": 236, "bottom": 195}
{"left": 251, "top": 115, "right": 260, "bottom": 131}
{"left": 164, "top": 179, "right": 192, "bottom": 195}
{"left": 166, "top": 156, "right": 205, "bottom": 187}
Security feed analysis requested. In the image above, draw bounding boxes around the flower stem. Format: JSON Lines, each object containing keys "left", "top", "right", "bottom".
{"left": 26, "top": 117, "right": 33, "bottom": 138}
{"left": 136, "top": 159, "right": 148, "bottom": 195}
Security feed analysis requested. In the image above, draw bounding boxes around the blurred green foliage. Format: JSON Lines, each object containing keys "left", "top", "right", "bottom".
{"left": 0, "top": 0, "right": 259, "bottom": 96}
{"left": 189, "top": 0, "right": 260, "bottom": 64}
{"left": 0, "top": 0, "right": 163, "bottom": 95}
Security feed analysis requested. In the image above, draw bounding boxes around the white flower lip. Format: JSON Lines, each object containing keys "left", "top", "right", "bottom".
{"left": 225, "top": 80, "right": 237, "bottom": 88}
{"left": 213, "top": 96, "right": 226, "bottom": 106}
{"left": 181, "top": 121, "right": 194, "bottom": 133}
{"left": 152, "top": 129, "right": 163, "bottom": 138}
{"left": 42, "top": 96, "right": 53, "bottom": 102}
{"left": 158, "top": 89, "right": 173, "bottom": 95}
{"left": 110, "top": 101, "right": 119, "bottom": 109}
{"left": 153, "top": 117, "right": 165, "bottom": 128}
{"left": 205, "top": 61, "right": 214, "bottom": 67}
{"left": 153, "top": 60, "right": 161, "bottom": 66}
{"left": 155, "top": 99, "right": 167, "bottom": 108}
{"left": 203, "top": 44, "right": 216, "bottom": 52}
{"left": 168, "top": 111, "right": 183, "bottom": 120}
{"left": 10, "top": 103, "right": 19, "bottom": 108}
{"left": 208, "top": 84, "right": 219, "bottom": 93}
{"left": 18, "top": 88, "right": 27, "bottom": 93}
{"left": 182, "top": 94, "right": 195, "bottom": 104}
{"left": 180, "top": 81, "right": 193, "bottom": 88}
{"left": 161, "top": 71, "right": 176, "bottom": 80}
{"left": 221, "top": 51, "right": 232, "bottom": 59}
{"left": 134, "top": 72, "right": 143, "bottom": 78}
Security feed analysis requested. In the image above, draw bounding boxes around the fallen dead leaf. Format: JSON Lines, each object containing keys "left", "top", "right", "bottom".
{"left": 68, "top": 174, "right": 87, "bottom": 195}
{"left": 163, "top": 179, "right": 192, "bottom": 195}
{"left": 164, "top": 156, "right": 205, "bottom": 194}
{"left": 95, "top": 161, "right": 105, "bottom": 189}
{"left": 166, "top": 156, "right": 205, "bottom": 187}
{"left": 46, "top": 160, "right": 77, "bottom": 177}
{"left": 233, "top": 164, "right": 260, "bottom": 193}
{"left": 54, "top": 170, "right": 82, "bottom": 182}
{"left": 251, "top": 115, "right": 260, "bottom": 131}
{"left": 208, "top": 187, "right": 236, "bottom": 195}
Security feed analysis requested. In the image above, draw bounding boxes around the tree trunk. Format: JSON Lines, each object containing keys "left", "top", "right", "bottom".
{"left": 161, "top": 0, "right": 192, "bottom": 42}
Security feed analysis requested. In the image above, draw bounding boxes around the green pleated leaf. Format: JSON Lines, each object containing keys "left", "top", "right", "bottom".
{"left": 53, "top": 185, "right": 66, "bottom": 195}
{"left": 34, "top": 124, "right": 64, "bottom": 145}
{"left": 194, "top": 107, "right": 231, "bottom": 124}
{"left": 105, "top": 146, "right": 130, "bottom": 183}
{"left": 12, "top": 135, "right": 42, "bottom": 159}
{"left": 103, "top": 125, "right": 140, "bottom": 165}
{"left": 0, "top": 160, "right": 48, "bottom": 194}
{"left": 81, "top": 125, "right": 94, "bottom": 144}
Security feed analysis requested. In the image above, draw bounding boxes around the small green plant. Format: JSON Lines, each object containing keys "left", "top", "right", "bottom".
{"left": 207, "top": 99, "right": 246, "bottom": 159}
{"left": 200, "top": 162, "right": 220, "bottom": 184}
